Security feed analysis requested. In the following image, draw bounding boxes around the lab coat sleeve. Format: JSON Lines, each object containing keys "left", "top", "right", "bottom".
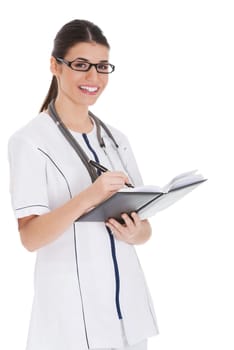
{"left": 8, "top": 135, "right": 50, "bottom": 218}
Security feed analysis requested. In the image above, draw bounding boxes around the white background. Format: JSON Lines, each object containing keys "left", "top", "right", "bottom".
{"left": 0, "top": 1, "right": 233, "bottom": 349}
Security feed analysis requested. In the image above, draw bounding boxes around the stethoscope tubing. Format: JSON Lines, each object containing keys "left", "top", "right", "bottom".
{"left": 48, "top": 100, "right": 134, "bottom": 184}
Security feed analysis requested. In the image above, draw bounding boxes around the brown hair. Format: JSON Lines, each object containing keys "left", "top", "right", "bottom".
{"left": 40, "top": 19, "right": 110, "bottom": 112}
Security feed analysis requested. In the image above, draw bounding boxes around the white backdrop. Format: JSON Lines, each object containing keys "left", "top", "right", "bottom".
{"left": 0, "top": 1, "right": 233, "bottom": 349}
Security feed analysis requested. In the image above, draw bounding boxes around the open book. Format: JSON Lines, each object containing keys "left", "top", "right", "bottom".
{"left": 78, "top": 170, "right": 207, "bottom": 222}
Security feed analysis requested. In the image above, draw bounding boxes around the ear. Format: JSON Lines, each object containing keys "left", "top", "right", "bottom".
{"left": 50, "top": 56, "right": 61, "bottom": 76}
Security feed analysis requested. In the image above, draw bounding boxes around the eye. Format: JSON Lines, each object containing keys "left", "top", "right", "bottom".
{"left": 97, "top": 63, "right": 110, "bottom": 72}
{"left": 71, "top": 61, "right": 89, "bottom": 70}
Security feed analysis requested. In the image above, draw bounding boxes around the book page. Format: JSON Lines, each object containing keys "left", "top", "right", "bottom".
{"left": 120, "top": 170, "right": 206, "bottom": 194}
{"left": 162, "top": 170, "right": 205, "bottom": 192}
{"left": 119, "top": 185, "right": 162, "bottom": 193}
{"left": 138, "top": 182, "right": 202, "bottom": 220}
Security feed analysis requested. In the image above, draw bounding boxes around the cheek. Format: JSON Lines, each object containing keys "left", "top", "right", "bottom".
{"left": 64, "top": 75, "right": 84, "bottom": 94}
{"left": 58, "top": 71, "right": 74, "bottom": 90}
{"left": 69, "top": 72, "right": 83, "bottom": 85}
{"left": 100, "top": 76, "right": 109, "bottom": 89}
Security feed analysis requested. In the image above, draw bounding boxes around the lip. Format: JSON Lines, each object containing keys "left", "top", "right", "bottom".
{"left": 78, "top": 85, "right": 100, "bottom": 95}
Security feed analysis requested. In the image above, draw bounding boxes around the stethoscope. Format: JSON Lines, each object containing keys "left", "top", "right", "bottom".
{"left": 48, "top": 100, "right": 134, "bottom": 184}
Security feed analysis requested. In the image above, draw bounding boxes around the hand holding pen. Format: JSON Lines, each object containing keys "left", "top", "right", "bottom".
{"left": 89, "top": 160, "right": 134, "bottom": 188}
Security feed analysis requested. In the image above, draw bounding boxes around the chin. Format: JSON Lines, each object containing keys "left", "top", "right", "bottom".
{"left": 81, "top": 95, "right": 101, "bottom": 106}
{"left": 88, "top": 99, "right": 99, "bottom": 106}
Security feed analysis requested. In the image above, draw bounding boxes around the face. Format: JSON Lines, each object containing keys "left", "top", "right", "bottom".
{"left": 51, "top": 42, "right": 110, "bottom": 107}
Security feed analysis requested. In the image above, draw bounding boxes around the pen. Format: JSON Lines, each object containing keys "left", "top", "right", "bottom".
{"left": 89, "top": 160, "right": 134, "bottom": 188}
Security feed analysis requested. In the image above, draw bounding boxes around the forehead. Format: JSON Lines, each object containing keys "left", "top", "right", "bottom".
{"left": 66, "top": 42, "right": 109, "bottom": 61}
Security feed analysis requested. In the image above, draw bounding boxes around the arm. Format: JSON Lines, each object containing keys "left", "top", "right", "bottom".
{"left": 18, "top": 171, "right": 129, "bottom": 252}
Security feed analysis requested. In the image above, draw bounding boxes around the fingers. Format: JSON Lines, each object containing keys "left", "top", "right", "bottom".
{"left": 105, "top": 219, "right": 130, "bottom": 243}
{"left": 105, "top": 212, "right": 141, "bottom": 244}
{"left": 103, "top": 171, "right": 129, "bottom": 186}
{"left": 130, "top": 212, "right": 140, "bottom": 224}
{"left": 89, "top": 171, "right": 131, "bottom": 207}
{"left": 106, "top": 213, "right": 152, "bottom": 245}
{"left": 88, "top": 170, "right": 131, "bottom": 208}
{"left": 97, "top": 171, "right": 130, "bottom": 192}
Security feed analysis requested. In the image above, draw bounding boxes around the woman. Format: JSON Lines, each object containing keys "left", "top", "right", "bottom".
{"left": 8, "top": 19, "right": 158, "bottom": 350}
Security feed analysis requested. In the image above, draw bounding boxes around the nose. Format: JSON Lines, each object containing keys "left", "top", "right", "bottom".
{"left": 85, "top": 65, "right": 98, "bottom": 81}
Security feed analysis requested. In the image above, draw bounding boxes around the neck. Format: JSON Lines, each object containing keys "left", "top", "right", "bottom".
{"left": 54, "top": 97, "right": 93, "bottom": 133}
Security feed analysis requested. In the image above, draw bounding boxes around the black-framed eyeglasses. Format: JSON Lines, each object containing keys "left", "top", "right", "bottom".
{"left": 55, "top": 57, "right": 115, "bottom": 74}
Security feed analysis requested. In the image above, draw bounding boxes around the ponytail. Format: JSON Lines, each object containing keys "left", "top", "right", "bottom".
{"left": 39, "top": 76, "right": 58, "bottom": 112}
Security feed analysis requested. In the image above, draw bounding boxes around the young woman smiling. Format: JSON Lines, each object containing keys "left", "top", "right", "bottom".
{"left": 8, "top": 19, "right": 158, "bottom": 350}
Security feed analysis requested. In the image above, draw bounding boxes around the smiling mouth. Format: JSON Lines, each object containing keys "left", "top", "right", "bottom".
{"left": 79, "top": 85, "right": 99, "bottom": 94}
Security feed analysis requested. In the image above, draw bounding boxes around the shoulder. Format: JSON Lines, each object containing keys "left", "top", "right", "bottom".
{"left": 8, "top": 112, "right": 54, "bottom": 147}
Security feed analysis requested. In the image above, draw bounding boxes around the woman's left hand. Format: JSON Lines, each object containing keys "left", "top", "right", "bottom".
{"left": 105, "top": 212, "right": 152, "bottom": 245}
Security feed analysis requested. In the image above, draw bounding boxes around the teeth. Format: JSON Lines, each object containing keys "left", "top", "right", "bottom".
{"left": 80, "top": 86, "right": 98, "bottom": 92}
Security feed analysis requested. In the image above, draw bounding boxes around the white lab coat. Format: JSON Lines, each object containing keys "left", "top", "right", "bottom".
{"left": 8, "top": 113, "right": 159, "bottom": 350}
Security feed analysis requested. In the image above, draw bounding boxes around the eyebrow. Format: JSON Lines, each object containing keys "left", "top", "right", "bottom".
{"left": 74, "top": 57, "right": 109, "bottom": 63}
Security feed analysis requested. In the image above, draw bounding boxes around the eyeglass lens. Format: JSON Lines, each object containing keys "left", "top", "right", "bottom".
{"left": 71, "top": 61, "right": 114, "bottom": 73}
